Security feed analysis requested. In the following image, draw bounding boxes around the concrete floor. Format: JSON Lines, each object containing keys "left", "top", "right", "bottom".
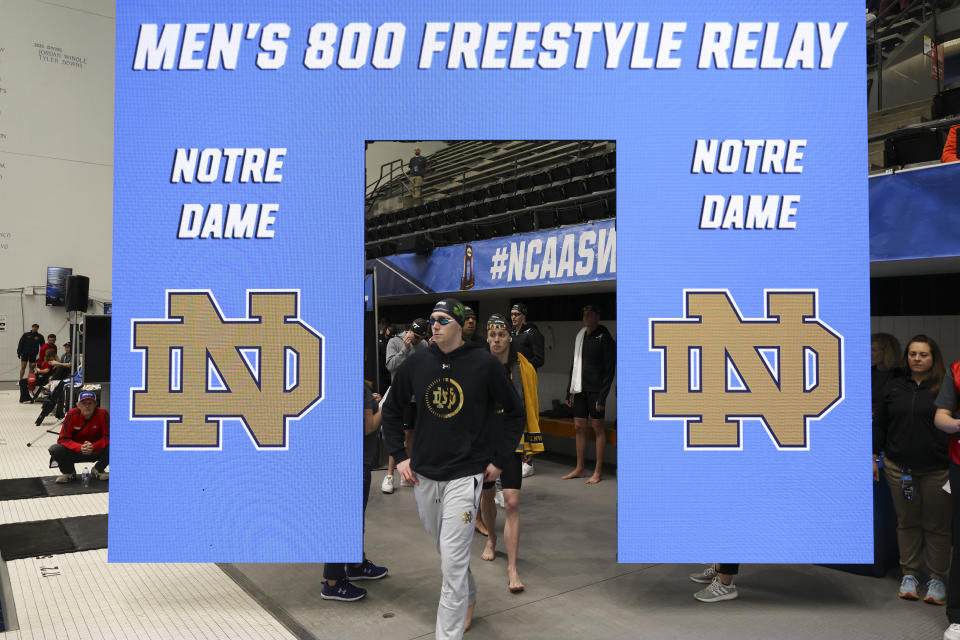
{"left": 228, "top": 457, "right": 948, "bottom": 640}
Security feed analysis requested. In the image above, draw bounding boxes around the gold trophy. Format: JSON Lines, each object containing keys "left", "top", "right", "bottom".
{"left": 460, "top": 245, "right": 475, "bottom": 290}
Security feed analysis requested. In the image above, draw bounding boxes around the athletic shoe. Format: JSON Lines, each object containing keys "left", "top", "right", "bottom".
{"left": 693, "top": 577, "right": 740, "bottom": 602}
{"left": 399, "top": 476, "right": 413, "bottom": 487}
{"left": 521, "top": 462, "right": 535, "bottom": 478}
{"left": 347, "top": 559, "right": 388, "bottom": 581}
{"left": 381, "top": 474, "right": 395, "bottom": 494}
{"left": 90, "top": 468, "right": 109, "bottom": 481}
{"left": 694, "top": 577, "right": 738, "bottom": 603}
{"left": 320, "top": 578, "right": 366, "bottom": 602}
{"left": 55, "top": 474, "right": 73, "bottom": 484}
{"left": 925, "top": 578, "right": 947, "bottom": 605}
{"left": 943, "top": 623, "right": 960, "bottom": 640}
{"left": 689, "top": 564, "right": 718, "bottom": 584}
{"left": 898, "top": 575, "right": 920, "bottom": 600}
{"left": 494, "top": 489, "right": 505, "bottom": 509}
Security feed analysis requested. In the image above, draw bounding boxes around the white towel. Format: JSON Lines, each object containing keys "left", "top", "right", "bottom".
{"left": 569, "top": 328, "right": 586, "bottom": 395}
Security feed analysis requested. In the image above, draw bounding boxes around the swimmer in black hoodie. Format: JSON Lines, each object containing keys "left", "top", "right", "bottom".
{"left": 383, "top": 297, "right": 523, "bottom": 640}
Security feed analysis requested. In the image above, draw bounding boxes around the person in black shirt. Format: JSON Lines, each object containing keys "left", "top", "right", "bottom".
{"left": 17, "top": 323, "right": 44, "bottom": 380}
{"left": 563, "top": 304, "right": 616, "bottom": 484}
{"left": 408, "top": 147, "right": 427, "bottom": 199}
{"left": 509, "top": 303, "right": 544, "bottom": 369}
{"left": 875, "top": 335, "right": 950, "bottom": 604}
{"left": 383, "top": 297, "right": 523, "bottom": 638}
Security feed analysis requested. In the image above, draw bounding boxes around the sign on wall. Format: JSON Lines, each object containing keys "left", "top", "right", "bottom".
{"left": 112, "top": 1, "right": 869, "bottom": 562}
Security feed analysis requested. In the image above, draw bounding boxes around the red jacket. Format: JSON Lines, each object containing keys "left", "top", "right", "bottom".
{"left": 58, "top": 407, "right": 109, "bottom": 452}
{"left": 942, "top": 125, "right": 959, "bottom": 163}
{"left": 38, "top": 344, "right": 57, "bottom": 363}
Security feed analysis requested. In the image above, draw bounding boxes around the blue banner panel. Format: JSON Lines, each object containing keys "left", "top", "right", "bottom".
{"left": 619, "top": 5, "right": 871, "bottom": 562}
{"left": 370, "top": 220, "right": 615, "bottom": 297}
{"left": 112, "top": 1, "right": 870, "bottom": 563}
{"left": 869, "top": 162, "right": 960, "bottom": 261}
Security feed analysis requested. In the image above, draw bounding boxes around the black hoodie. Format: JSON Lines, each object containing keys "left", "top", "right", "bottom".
{"left": 383, "top": 340, "right": 524, "bottom": 481}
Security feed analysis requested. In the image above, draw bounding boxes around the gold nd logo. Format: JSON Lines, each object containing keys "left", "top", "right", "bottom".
{"left": 424, "top": 378, "right": 464, "bottom": 419}
{"left": 650, "top": 290, "right": 842, "bottom": 449}
{"left": 132, "top": 290, "right": 323, "bottom": 449}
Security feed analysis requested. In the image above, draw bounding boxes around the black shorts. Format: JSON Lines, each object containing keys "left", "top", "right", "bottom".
{"left": 483, "top": 453, "right": 523, "bottom": 491}
{"left": 572, "top": 392, "right": 605, "bottom": 419}
{"left": 20, "top": 355, "right": 37, "bottom": 364}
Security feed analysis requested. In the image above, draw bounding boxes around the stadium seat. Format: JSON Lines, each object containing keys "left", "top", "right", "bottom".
{"left": 531, "top": 171, "right": 550, "bottom": 187}
{"left": 586, "top": 174, "right": 610, "bottom": 192}
{"left": 564, "top": 180, "right": 589, "bottom": 198}
{"left": 536, "top": 209, "right": 558, "bottom": 229}
{"left": 514, "top": 211, "right": 536, "bottom": 233}
{"left": 460, "top": 224, "right": 477, "bottom": 242}
{"left": 581, "top": 199, "right": 606, "bottom": 221}
{"left": 557, "top": 205, "right": 581, "bottom": 225}
{"left": 516, "top": 175, "right": 533, "bottom": 190}
{"left": 587, "top": 154, "right": 608, "bottom": 173}
{"left": 549, "top": 166, "right": 571, "bottom": 182}
{"left": 568, "top": 159, "right": 589, "bottom": 178}
{"left": 540, "top": 186, "right": 564, "bottom": 203}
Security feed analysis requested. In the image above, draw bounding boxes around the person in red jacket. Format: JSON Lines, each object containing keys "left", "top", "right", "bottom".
{"left": 942, "top": 125, "right": 959, "bottom": 163}
{"left": 49, "top": 390, "right": 109, "bottom": 484}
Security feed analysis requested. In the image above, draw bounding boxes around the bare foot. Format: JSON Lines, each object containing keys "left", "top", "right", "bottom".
{"left": 507, "top": 568, "right": 524, "bottom": 593}
{"left": 586, "top": 474, "right": 602, "bottom": 484}
{"left": 481, "top": 538, "right": 496, "bottom": 561}
{"left": 464, "top": 603, "right": 475, "bottom": 632}
{"left": 562, "top": 469, "right": 585, "bottom": 480}
{"left": 474, "top": 521, "right": 488, "bottom": 537}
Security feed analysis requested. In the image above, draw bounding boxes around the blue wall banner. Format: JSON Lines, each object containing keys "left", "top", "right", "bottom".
{"left": 870, "top": 162, "right": 960, "bottom": 261}
{"left": 112, "top": 1, "right": 870, "bottom": 563}
{"left": 369, "top": 220, "right": 615, "bottom": 298}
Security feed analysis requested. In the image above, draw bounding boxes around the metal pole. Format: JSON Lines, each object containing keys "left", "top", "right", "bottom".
{"left": 68, "top": 311, "right": 77, "bottom": 409}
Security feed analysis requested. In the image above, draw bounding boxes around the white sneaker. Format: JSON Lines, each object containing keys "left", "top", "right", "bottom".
{"left": 494, "top": 489, "right": 505, "bottom": 509}
{"left": 521, "top": 462, "right": 535, "bottom": 478}
{"left": 381, "top": 474, "right": 395, "bottom": 494}
{"left": 944, "top": 623, "right": 960, "bottom": 640}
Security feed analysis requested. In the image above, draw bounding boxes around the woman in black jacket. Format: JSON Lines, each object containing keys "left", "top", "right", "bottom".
{"left": 874, "top": 335, "right": 951, "bottom": 605}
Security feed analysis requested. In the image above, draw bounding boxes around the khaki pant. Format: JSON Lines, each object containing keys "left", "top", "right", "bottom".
{"left": 883, "top": 458, "right": 951, "bottom": 581}
{"left": 411, "top": 175, "right": 423, "bottom": 198}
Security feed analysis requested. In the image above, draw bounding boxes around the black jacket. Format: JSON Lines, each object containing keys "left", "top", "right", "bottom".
{"left": 512, "top": 322, "right": 544, "bottom": 369}
{"left": 17, "top": 331, "right": 43, "bottom": 359}
{"left": 383, "top": 340, "right": 524, "bottom": 481}
{"left": 568, "top": 324, "right": 616, "bottom": 400}
{"left": 874, "top": 373, "right": 949, "bottom": 473}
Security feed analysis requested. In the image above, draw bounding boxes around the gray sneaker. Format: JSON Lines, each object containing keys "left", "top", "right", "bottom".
{"left": 694, "top": 577, "right": 739, "bottom": 603}
{"left": 899, "top": 575, "right": 920, "bottom": 600}
{"left": 925, "top": 578, "right": 947, "bottom": 605}
{"left": 689, "top": 564, "right": 718, "bottom": 584}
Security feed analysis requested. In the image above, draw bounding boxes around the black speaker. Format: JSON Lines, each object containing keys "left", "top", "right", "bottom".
{"left": 84, "top": 315, "right": 111, "bottom": 383}
{"left": 65, "top": 275, "right": 90, "bottom": 312}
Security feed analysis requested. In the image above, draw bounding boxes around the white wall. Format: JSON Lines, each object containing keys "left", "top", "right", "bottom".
{"left": 871, "top": 315, "right": 960, "bottom": 365}
{"left": 0, "top": 1, "right": 114, "bottom": 291}
{"left": 0, "top": 0, "right": 114, "bottom": 380}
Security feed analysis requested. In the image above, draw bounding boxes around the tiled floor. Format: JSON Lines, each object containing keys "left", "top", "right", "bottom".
{"left": 0, "top": 390, "right": 296, "bottom": 640}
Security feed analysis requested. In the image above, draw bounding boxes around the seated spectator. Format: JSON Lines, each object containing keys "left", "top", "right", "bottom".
{"left": 48, "top": 390, "right": 109, "bottom": 483}
{"left": 942, "top": 125, "right": 958, "bottom": 163}
{"left": 33, "top": 351, "right": 59, "bottom": 390}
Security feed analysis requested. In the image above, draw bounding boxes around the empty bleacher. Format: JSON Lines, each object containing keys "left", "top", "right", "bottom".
{"left": 365, "top": 141, "right": 615, "bottom": 259}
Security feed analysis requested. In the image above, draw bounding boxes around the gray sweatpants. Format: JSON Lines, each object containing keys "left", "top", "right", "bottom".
{"left": 414, "top": 472, "right": 484, "bottom": 640}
